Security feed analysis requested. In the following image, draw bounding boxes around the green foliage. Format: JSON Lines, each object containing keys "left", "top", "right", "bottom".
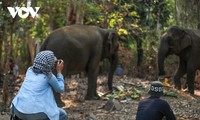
{"left": 134, "top": 0, "right": 176, "bottom": 76}
{"left": 175, "top": 0, "right": 199, "bottom": 28}
{"left": 0, "top": 0, "right": 178, "bottom": 75}
{"left": 29, "top": 17, "right": 50, "bottom": 42}
{"left": 31, "top": 0, "right": 68, "bottom": 41}
{"left": 85, "top": 2, "right": 102, "bottom": 25}
{"left": 106, "top": 85, "right": 141, "bottom": 100}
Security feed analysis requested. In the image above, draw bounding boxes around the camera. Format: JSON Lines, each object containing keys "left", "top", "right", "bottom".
{"left": 55, "top": 59, "right": 62, "bottom": 66}
{"left": 57, "top": 60, "right": 62, "bottom": 64}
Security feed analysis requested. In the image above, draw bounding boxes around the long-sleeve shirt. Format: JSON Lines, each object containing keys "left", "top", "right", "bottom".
{"left": 11, "top": 67, "right": 65, "bottom": 120}
{"left": 136, "top": 96, "right": 176, "bottom": 120}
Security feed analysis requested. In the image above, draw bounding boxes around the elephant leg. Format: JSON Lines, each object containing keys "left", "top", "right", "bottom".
{"left": 187, "top": 69, "right": 195, "bottom": 94}
{"left": 85, "top": 69, "right": 100, "bottom": 100}
{"left": 174, "top": 60, "right": 186, "bottom": 90}
{"left": 85, "top": 60, "right": 100, "bottom": 100}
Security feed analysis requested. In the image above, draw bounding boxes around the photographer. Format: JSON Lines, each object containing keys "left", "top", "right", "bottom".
{"left": 10, "top": 50, "right": 67, "bottom": 120}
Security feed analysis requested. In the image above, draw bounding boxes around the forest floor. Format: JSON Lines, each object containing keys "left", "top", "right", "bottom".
{"left": 0, "top": 74, "right": 200, "bottom": 120}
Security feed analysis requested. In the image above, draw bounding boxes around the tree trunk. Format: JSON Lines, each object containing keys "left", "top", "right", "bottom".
{"left": 2, "top": 75, "right": 8, "bottom": 111}
{"left": 76, "top": 0, "right": 85, "bottom": 24}
{"left": 27, "top": 31, "right": 35, "bottom": 65}
{"left": 66, "top": 0, "right": 85, "bottom": 25}
{"left": 4, "top": 19, "right": 15, "bottom": 73}
{"left": 198, "top": 0, "right": 200, "bottom": 22}
{"left": 66, "top": 0, "right": 76, "bottom": 25}
{"left": 0, "top": 24, "right": 4, "bottom": 69}
{"left": 2, "top": 18, "right": 15, "bottom": 112}
{"left": 136, "top": 34, "right": 144, "bottom": 78}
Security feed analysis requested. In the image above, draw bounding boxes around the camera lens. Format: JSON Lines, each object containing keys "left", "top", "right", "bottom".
{"left": 57, "top": 60, "right": 61, "bottom": 64}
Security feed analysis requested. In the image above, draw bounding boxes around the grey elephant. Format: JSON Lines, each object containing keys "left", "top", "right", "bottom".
{"left": 40, "top": 25, "right": 119, "bottom": 103}
{"left": 158, "top": 25, "right": 200, "bottom": 94}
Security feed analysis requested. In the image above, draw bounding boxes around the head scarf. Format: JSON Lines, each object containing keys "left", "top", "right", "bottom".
{"left": 32, "top": 50, "right": 57, "bottom": 78}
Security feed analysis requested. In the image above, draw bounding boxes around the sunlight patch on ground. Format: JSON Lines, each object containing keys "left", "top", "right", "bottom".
{"left": 63, "top": 99, "right": 78, "bottom": 108}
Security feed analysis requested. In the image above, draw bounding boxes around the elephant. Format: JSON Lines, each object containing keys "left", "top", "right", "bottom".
{"left": 40, "top": 25, "right": 119, "bottom": 103}
{"left": 158, "top": 25, "right": 200, "bottom": 94}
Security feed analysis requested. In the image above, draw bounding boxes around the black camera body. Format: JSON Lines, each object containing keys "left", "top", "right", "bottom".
{"left": 57, "top": 60, "right": 62, "bottom": 64}
{"left": 55, "top": 60, "right": 62, "bottom": 67}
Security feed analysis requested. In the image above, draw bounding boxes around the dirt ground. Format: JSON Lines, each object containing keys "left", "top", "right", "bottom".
{"left": 1, "top": 75, "right": 200, "bottom": 120}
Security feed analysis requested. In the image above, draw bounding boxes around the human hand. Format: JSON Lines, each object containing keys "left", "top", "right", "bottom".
{"left": 56, "top": 59, "right": 64, "bottom": 73}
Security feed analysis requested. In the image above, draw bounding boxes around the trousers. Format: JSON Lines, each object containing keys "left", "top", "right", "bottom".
{"left": 11, "top": 105, "right": 67, "bottom": 120}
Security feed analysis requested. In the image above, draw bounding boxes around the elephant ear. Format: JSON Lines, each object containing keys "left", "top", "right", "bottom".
{"left": 180, "top": 32, "right": 192, "bottom": 50}
{"left": 108, "top": 31, "right": 119, "bottom": 53}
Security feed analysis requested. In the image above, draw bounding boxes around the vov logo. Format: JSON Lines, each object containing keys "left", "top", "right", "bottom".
{"left": 7, "top": 7, "right": 40, "bottom": 19}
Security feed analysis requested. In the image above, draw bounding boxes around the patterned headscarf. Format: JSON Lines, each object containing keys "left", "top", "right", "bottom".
{"left": 32, "top": 50, "right": 57, "bottom": 78}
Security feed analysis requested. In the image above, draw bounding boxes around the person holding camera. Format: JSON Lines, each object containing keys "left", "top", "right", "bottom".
{"left": 10, "top": 50, "right": 67, "bottom": 120}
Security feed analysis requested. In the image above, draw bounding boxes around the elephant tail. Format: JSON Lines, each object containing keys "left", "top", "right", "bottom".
{"left": 39, "top": 38, "right": 49, "bottom": 51}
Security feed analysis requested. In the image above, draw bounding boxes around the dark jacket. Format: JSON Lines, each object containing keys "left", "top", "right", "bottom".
{"left": 136, "top": 96, "right": 176, "bottom": 120}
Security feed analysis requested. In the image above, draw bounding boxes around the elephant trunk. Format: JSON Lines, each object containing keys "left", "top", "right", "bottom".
{"left": 108, "top": 53, "right": 118, "bottom": 92}
{"left": 158, "top": 40, "right": 168, "bottom": 76}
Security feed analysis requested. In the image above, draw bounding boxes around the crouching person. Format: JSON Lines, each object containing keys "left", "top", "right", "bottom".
{"left": 136, "top": 81, "right": 176, "bottom": 120}
{"left": 10, "top": 50, "right": 67, "bottom": 120}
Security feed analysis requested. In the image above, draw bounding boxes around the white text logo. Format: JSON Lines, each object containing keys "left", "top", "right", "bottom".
{"left": 7, "top": 7, "right": 40, "bottom": 18}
